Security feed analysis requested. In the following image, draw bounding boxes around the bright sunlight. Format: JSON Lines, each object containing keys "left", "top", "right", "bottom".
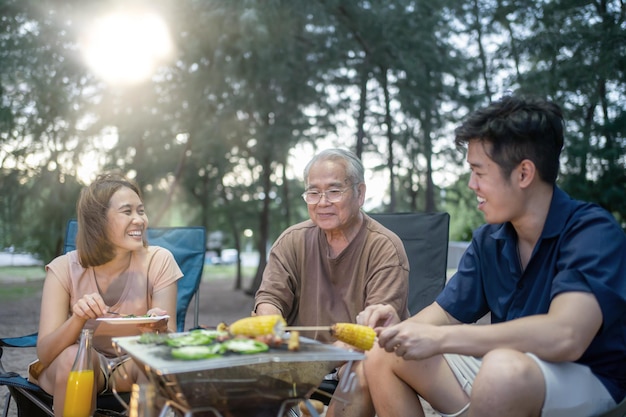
{"left": 80, "top": 9, "right": 174, "bottom": 85}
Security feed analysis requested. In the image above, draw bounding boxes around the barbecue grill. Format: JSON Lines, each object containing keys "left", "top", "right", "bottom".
{"left": 112, "top": 334, "right": 364, "bottom": 417}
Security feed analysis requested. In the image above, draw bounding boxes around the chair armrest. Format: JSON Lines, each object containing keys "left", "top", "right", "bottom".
{"left": 0, "top": 333, "right": 38, "bottom": 349}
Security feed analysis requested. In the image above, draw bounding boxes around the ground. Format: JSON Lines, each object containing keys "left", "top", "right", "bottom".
{"left": 0, "top": 274, "right": 438, "bottom": 417}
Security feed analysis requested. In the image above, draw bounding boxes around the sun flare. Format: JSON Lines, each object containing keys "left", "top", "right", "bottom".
{"left": 80, "top": 11, "right": 173, "bottom": 85}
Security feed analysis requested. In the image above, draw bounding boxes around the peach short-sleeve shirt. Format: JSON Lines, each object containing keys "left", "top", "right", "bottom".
{"left": 45, "top": 246, "right": 182, "bottom": 356}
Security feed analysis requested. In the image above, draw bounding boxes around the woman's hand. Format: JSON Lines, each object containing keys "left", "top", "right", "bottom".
{"left": 72, "top": 292, "right": 107, "bottom": 320}
{"left": 147, "top": 307, "right": 167, "bottom": 317}
{"left": 137, "top": 307, "right": 169, "bottom": 333}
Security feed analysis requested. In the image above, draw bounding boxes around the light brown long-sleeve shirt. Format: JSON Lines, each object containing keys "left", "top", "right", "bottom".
{"left": 255, "top": 214, "right": 410, "bottom": 343}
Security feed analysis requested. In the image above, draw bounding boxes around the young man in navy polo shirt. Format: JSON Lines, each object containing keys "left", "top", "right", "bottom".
{"left": 358, "top": 95, "right": 626, "bottom": 417}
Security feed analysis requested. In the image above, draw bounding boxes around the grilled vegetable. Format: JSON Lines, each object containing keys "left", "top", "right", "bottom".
{"left": 166, "top": 329, "right": 227, "bottom": 347}
{"left": 137, "top": 332, "right": 170, "bottom": 345}
{"left": 228, "top": 315, "right": 286, "bottom": 337}
{"left": 171, "top": 344, "right": 225, "bottom": 360}
{"left": 222, "top": 339, "right": 269, "bottom": 354}
{"left": 331, "top": 323, "right": 376, "bottom": 351}
{"left": 287, "top": 331, "right": 300, "bottom": 351}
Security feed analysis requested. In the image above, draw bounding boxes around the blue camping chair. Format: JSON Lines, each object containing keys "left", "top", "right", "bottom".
{"left": 63, "top": 220, "right": 206, "bottom": 332}
{"left": 0, "top": 220, "right": 206, "bottom": 417}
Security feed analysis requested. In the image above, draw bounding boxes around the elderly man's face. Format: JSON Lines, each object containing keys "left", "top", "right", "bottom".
{"left": 305, "top": 159, "right": 365, "bottom": 232}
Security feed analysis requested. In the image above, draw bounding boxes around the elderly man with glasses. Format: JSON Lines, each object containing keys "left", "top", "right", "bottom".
{"left": 254, "top": 148, "right": 410, "bottom": 417}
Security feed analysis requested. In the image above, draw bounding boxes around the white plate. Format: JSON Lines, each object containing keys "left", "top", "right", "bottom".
{"left": 97, "top": 315, "right": 169, "bottom": 325}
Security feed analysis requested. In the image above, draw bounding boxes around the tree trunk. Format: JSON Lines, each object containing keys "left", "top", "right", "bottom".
{"left": 355, "top": 64, "right": 368, "bottom": 159}
{"left": 381, "top": 67, "right": 396, "bottom": 212}
{"left": 472, "top": 0, "right": 493, "bottom": 101}
{"left": 247, "top": 154, "right": 272, "bottom": 296}
{"left": 423, "top": 99, "right": 436, "bottom": 212}
{"left": 152, "top": 136, "right": 191, "bottom": 226}
{"left": 220, "top": 177, "right": 243, "bottom": 290}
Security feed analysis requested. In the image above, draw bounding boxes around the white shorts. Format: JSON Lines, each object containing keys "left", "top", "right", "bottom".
{"left": 441, "top": 353, "right": 616, "bottom": 417}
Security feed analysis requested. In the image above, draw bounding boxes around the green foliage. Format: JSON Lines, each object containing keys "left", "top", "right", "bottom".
{"left": 443, "top": 173, "right": 485, "bottom": 241}
{"left": 0, "top": 0, "right": 624, "bottom": 265}
{"left": 512, "top": 0, "right": 626, "bottom": 229}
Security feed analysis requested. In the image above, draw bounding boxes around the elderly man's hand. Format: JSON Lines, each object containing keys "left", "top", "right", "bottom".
{"left": 356, "top": 304, "right": 401, "bottom": 330}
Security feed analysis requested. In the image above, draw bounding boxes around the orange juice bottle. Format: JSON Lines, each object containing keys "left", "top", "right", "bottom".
{"left": 63, "top": 329, "right": 94, "bottom": 417}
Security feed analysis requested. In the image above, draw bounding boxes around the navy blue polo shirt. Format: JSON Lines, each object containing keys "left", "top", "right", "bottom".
{"left": 438, "top": 186, "right": 626, "bottom": 402}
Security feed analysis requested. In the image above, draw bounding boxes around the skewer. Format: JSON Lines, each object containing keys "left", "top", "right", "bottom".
{"left": 283, "top": 326, "right": 332, "bottom": 332}
{"left": 227, "top": 317, "right": 377, "bottom": 350}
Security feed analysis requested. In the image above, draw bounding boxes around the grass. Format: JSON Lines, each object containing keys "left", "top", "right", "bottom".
{"left": 202, "top": 264, "right": 256, "bottom": 281}
{"left": 0, "top": 266, "right": 46, "bottom": 301}
{"left": 0, "top": 265, "right": 256, "bottom": 301}
{"left": 0, "top": 266, "right": 46, "bottom": 281}
{"left": 0, "top": 281, "right": 43, "bottom": 301}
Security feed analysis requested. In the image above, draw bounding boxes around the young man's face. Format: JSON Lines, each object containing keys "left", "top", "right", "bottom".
{"left": 467, "top": 140, "right": 522, "bottom": 224}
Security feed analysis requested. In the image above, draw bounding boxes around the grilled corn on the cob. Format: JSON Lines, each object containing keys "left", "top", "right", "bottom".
{"left": 331, "top": 323, "right": 376, "bottom": 351}
{"left": 228, "top": 315, "right": 287, "bottom": 337}
{"left": 288, "top": 330, "right": 300, "bottom": 351}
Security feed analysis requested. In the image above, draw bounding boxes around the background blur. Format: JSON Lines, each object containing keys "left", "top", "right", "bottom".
{"left": 1, "top": 0, "right": 624, "bottom": 293}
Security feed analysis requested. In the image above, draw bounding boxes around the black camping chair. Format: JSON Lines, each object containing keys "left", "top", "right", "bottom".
{"left": 0, "top": 220, "right": 206, "bottom": 417}
{"left": 309, "top": 211, "right": 450, "bottom": 405}
{"left": 369, "top": 212, "right": 450, "bottom": 316}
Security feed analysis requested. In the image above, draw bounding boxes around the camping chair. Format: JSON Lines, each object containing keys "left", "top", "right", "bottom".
{"left": 0, "top": 220, "right": 206, "bottom": 417}
{"left": 370, "top": 212, "right": 450, "bottom": 315}
{"left": 63, "top": 219, "right": 206, "bottom": 332}
{"left": 309, "top": 211, "right": 450, "bottom": 405}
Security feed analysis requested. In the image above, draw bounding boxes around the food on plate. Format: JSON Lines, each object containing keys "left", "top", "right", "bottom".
{"left": 225, "top": 316, "right": 376, "bottom": 351}
{"left": 165, "top": 329, "right": 228, "bottom": 347}
{"left": 287, "top": 331, "right": 300, "bottom": 351}
{"left": 221, "top": 339, "right": 270, "bottom": 354}
{"left": 228, "top": 314, "right": 287, "bottom": 337}
{"left": 137, "top": 332, "right": 170, "bottom": 344}
{"left": 331, "top": 323, "right": 376, "bottom": 351}
{"left": 171, "top": 344, "right": 226, "bottom": 360}
{"left": 132, "top": 318, "right": 375, "bottom": 361}
{"left": 136, "top": 328, "right": 272, "bottom": 361}
{"left": 253, "top": 333, "right": 286, "bottom": 347}
{"left": 97, "top": 315, "right": 169, "bottom": 325}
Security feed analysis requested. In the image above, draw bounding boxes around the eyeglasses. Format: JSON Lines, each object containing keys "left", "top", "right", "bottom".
{"left": 301, "top": 188, "right": 351, "bottom": 205}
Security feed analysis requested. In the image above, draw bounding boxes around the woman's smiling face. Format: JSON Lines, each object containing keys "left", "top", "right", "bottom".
{"left": 106, "top": 186, "right": 148, "bottom": 253}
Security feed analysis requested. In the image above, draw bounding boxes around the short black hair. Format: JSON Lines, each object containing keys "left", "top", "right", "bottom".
{"left": 454, "top": 95, "right": 564, "bottom": 184}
